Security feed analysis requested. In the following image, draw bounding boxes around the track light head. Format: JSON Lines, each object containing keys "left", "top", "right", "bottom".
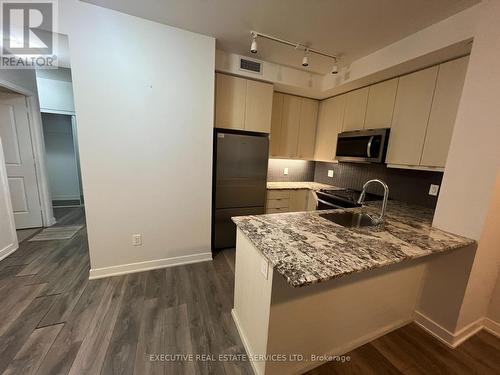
{"left": 331, "top": 64, "right": 339, "bottom": 74}
{"left": 250, "top": 32, "right": 258, "bottom": 53}
{"left": 302, "top": 49, "right": 309, "bottom": 67}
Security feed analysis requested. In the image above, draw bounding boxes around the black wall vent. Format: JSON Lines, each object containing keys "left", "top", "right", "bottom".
{"left": 240, "top": 58, "right": 262, "bottom": 74}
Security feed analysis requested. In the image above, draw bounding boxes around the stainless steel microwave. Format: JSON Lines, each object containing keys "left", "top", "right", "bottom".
{"left": 335, "top": 128, "right": 390, "bottom": 163}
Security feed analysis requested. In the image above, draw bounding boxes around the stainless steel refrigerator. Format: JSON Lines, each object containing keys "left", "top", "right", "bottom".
{"left": 212, "top": 130, "right": 269, "bottom": 249}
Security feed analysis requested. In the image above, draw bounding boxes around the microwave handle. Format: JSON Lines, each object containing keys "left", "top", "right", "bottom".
{"left": 367, "top": 136, "right": 374, "bottom": 158}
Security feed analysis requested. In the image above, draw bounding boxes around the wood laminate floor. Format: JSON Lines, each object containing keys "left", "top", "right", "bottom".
{"left": 1, "top": 207, "right": 499, "bottom": 375}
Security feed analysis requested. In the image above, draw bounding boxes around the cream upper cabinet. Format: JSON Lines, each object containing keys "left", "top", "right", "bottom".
{"left": 297, "top": 98, "right": 319, "bottom": 159}
{"left": 386, "top": 66, "right": 439, "bottom": 166}
{"left": 269, "top": 93, "right": 319, "bottom": 160}
{"left": 279, "top": 95, "right": 301, "bottom": 157}
{"left": 215, "top": 73, "right": 246, "bottom": 130}
{"left": 314, "top": 95, "right": 346, "bottom": 161}
{"left": 215, "top": 73, "right": 273, "bottom": 133}
{"left": 342, "top": 87, "right": 369, "bottom": 131}
{"left": 245, "top": 79, "right": 273, "bottom": 133}
{"left": 364, "top": 78, "right": 398, "bottom": 129}
{"left": 420, "top": 56, "right": 469, "bottom": 168}
{"left": 269, "top": 93, "right": 284, "bottom": 157}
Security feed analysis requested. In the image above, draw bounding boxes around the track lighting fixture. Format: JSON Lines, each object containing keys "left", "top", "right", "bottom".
{"left": 302, "top": 49, "right": 309, "bottom": 67}
{"left": 250, "top": 31, "right": 338, "bottom": 72}
{"left": 250, "top": 32, "right": 258, "bottom": 53}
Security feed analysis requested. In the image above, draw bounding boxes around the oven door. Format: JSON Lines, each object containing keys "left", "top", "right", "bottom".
{"left": 336, "top": 128, "right": 390, "bottom": 163}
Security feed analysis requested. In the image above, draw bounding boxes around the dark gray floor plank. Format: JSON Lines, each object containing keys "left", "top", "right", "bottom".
{"left": 68, "top": 276, "right": 126, "bottom": 375}
{"left": 133, "top": 298, "right": 165, "bottom": 375}
{"left": 0, "top": 283, "right": 47, "bottom": 336}
{"left": 0, "top": 295, "right": 57, "bottom": 374}
{"left": 164, "top": 303, "right": 196, "bottom": 375}
{"left": 100, "top": 273, "right": 147, "bottom": 375}
{"left": 35, "top": 278, "right": 110, "bottom": 375}
{"left": 37, "top": 262, "right": 90, "bottom": 327}
{"left": 3, "top": 323, "right": 63, "bottom": 375}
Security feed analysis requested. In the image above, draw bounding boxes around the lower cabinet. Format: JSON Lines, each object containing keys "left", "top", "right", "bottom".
{"left": 266, "top": 189, "right": 316, "bottom": 213}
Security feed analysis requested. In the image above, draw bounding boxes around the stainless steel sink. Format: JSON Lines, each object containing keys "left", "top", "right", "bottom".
{"left": 319, "top": 211, "right": 379, "bottom": 228}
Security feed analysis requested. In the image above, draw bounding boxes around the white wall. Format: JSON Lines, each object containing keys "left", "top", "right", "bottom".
{"left": 42, "top": 113, "right": 80, "bottom": 201}
{"left": 58, "top": 0, "right": 215, "bottom": 274}
{"left": 0, "top": 137, "right": 18, "bottom": 260}
{"left": 416, "top": 0, "right": 500, "bottom": 336}
{"left": 36, "top": 68, "right": 75, "bottom": 113}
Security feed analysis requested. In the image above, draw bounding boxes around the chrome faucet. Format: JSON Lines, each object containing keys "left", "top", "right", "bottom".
{"left": 357, "top": 179, "right": 389, "bottom": 224}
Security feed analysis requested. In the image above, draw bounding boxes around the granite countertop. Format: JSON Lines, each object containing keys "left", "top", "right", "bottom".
{"left": 232, "top": 201, "right": 475, "bottom": 288}
{"left": 266, "top": 181, "right": 336, "bottom": 190}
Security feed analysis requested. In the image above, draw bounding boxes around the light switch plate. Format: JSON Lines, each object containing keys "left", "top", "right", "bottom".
{"left": 327, "top": 170, "right": 334, "bottom": 178}
{"left": 283, "top": 167, "right": 289, "bottom": 175}
{"left": 260, "top": 259, "right": 269, "bottom": 279}
{"left": 429, "top": 184, "right": 440, "bottom": 196}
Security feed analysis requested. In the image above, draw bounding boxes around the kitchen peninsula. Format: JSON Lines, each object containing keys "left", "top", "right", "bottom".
{"left": 231, "top": 202, "right": 475, "bottom": 375}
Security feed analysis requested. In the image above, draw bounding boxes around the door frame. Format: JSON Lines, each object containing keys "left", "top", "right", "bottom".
{"left": 0, "top": 78, "right": 55, "bottom": 227}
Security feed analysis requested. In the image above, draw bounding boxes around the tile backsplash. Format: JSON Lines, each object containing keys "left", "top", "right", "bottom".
{"left": 314, "top": 162, "right": 444, "bottom": 208}
{"left": 267, "top": 159, "right": 315, "bottom": 182}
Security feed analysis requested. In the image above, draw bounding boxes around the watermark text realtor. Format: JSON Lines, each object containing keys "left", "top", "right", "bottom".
{"left": 1, "top": 0, "right": 58, "bottom": 68}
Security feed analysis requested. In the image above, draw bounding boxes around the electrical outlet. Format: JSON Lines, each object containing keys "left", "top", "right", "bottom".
{"left": 429, "top": 184, "right": 440, "bottom": 196}
{"left": 260, "top": 259, "right": 269, "bottom": 279}
{"left": 327, "top": 170, "right": 334, "bottom": 178}
{"left": 132, "top": 234, "right": 142, "bottom": 246}
{"left": 283, "top": 167, "right": 289, "bottom": 175}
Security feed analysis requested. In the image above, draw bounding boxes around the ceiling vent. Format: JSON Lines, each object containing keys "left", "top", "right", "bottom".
{"left": 239, "top": 57, "right": 263, "bottom": 75}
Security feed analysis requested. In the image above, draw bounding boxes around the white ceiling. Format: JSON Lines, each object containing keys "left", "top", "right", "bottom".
{"left": 81, "top": 0, "right": 479, "bottom": 75}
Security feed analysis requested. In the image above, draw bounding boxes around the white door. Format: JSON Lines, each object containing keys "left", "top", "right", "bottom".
{"left": 0, "top": 92, "right": 42, "bottom": 229}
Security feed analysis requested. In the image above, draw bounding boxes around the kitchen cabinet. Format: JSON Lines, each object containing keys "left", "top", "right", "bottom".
{"left": 420, "top": 56, "right": 469, "bottom": 168}
{"left": 279, "top": 95, "right": 302, "bottom": 157}
{"left": 386, "top": 66, "right": 439, "bottom": 166}
{"left": 342, "top": 87, "right": 369, "bottom": 131}
{"left": 266, "top": 189, "right": 313, "bottom": 213}
{"left": 289, "top": 189, "right": 309, "bottom": 212}
{"left": 269, "top": 93, "right": 284, "bottom": 157}
{"left": 297, "top": 98, "right": 319, "bottom": 159}
{"left": 269, "top": 93, "right": 319, "bottom": 159}
{"left": 364, "top": 78, "right": 398, "bottom": 129}
{"left": 215, "top": 73, "right": 273, "bottom": 133}
{"left": 215, "top": 73, "right": 246, "bottom": 130}
{"left": 314, "top": 95, "right": 346, "bottom": 161}
{"left": 245, "top": 79, "right": 274, "bottom": 133}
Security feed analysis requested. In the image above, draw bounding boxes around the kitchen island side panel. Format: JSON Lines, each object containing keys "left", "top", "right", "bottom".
{"left": 232, "top": 229, "right": 274, "bottom": 375}
{"left": 264, "top": 259, "right": 426, "bottom": 375}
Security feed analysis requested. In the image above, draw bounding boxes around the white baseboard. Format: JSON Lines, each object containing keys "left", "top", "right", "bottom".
{"left": 231, "top": 309, "right": 261, "bottom": 375}
{"left": 414, "top": 311, "right": 483, "bottom": 348}
{"left": 89, "top": 252, "right": 212, "bottom": 280}
{"left": 0, "top": 242, "right": 19, "bottom": 261}
{"left": 483, "top": 318, "right": 500, "bottom": 338}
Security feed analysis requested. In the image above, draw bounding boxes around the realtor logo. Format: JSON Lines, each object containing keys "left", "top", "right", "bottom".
{"left": 1, "top": 0, "right": 57, "bottom": 68}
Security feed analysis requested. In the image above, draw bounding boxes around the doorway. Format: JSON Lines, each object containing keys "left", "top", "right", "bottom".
{"left": 41, "top": 113, "right": 83, "bottom": 208}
